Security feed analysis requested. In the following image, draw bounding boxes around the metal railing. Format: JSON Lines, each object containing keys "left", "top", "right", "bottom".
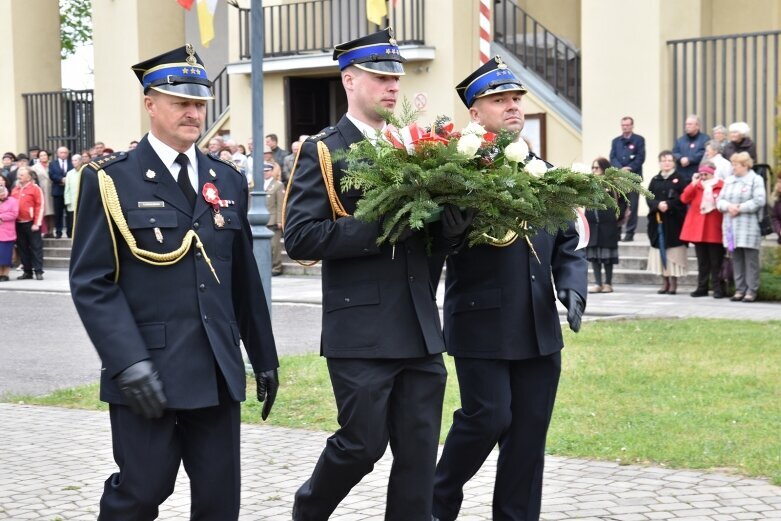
{"left": 238, "top": 0, "right": 425, "bottom": 59}
{"left": 667, "top": 30, "right": 781, "bottom": 164}
{"left": 494, "top": 0, "right": 580, "bottom": 108}
{"left": 22, "top": 90, "right": 94, "bottom": 153}
{"left": 206, "top": 67, "right": 230, "bottom": 134}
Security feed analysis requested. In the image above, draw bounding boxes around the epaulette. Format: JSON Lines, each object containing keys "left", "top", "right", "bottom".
{"left": 88, "top": 151, "right": 128, "bottom": 171}
{"left": 207, "top": 152, "right": 241, "bottom": 173}
{"left": 307, "top": 127, "right": 337, "bottom": 142}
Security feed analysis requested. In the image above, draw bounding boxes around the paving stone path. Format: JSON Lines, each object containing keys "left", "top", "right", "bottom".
{"left": 2, "top": 404, "right": 780, "bottom": 520}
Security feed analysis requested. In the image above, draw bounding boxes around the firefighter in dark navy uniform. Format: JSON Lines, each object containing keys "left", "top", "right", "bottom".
{"left": 283, "top": 28, "right": 471, "bottom": 521}
{"left": 431, "top": 57, "right": 588, "bottom": 521}
{"left": 69, "top": 45, "right": 279, "bottom": 521}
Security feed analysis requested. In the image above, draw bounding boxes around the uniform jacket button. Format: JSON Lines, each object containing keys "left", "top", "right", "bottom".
{"left": 149, "top": 217, "right": 156, "bottom": 224}
{"left": 193, "top": 222, "right": 200, "bottom": 229}
{"left": 199, "top": 283, "right": 206, "bottom": 291}
{"left": 195, "top": 251, "right": 203, "bottom": 259}
{"left": 344, "top": 297, "right": 351, "bottom": 303}
{"left": 531, "top": 275, "right": 536, "bottom": 281}
{"left": 469, "top": 301, "right": 476, "bottom": 307}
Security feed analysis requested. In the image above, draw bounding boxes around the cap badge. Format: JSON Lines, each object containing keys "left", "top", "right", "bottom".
{"left": 388, "top": 27, "right": 395, "bottom": 38}
{"left": 495, "top": 56, "right": 508, "bottom": 69}
{"left": 389, "top": 37, "right": 398, "bottom": 46}
{"left": 185, "top": 44, "right": 197, "bottom": 66}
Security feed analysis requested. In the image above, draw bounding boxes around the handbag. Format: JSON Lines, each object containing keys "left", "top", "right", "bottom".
{"left": 758, "top": 204, "right": 773, "bottom": 236}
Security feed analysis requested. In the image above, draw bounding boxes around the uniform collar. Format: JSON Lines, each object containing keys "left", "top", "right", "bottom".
{"left": 147, "top": 131, "right": 198, "bottom": 174}
{"left": 345, "top": 113, "right": 386, "bottom": 143}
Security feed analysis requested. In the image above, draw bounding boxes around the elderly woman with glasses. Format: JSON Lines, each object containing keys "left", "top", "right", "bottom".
{"left": 680, "top": 162, "right": 725, "bottom": 298}
{"left": 716, "top": 152, "right": 765, "bottom": 302}
{"left": 584, "top": 157, "right": 627, "bottom": 293}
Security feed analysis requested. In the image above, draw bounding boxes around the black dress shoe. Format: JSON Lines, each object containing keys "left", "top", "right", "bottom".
{"left": 0, "top": 275, "right": 9, "bottom": 282}
{"left": 35, "top": 273, "right": 44, "bottom": 280}
{"left": 713, "top": 290, "right": 725, "bottom": 299}
{"left": 621, "top": 235, "right": 634, "bottom": 242}
{"left": 17, "top": 273, "right": 33, "bottom": 280}
{"left": 690, "top": 289, "right": 708, "bottom": 297}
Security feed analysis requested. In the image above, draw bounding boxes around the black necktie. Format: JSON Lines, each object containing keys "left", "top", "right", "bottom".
{"left": 175, "top": 153, "right": 196, "bottom": 208}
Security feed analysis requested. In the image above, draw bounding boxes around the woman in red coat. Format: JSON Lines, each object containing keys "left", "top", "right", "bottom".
{"left": 680, "top": 162, "right": 725, "bottom": 298}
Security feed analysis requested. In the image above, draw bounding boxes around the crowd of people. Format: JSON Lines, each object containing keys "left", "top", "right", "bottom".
{"left": 0, "top": 132, "right": 299, "bottom": 281}
{"left": 587, "top": 115, "right": 778, "bottom": 302}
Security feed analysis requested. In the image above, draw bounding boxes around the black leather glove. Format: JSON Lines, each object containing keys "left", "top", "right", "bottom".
{"left": 115, "top": 360, "right": 167, "bottom": 419}
{"left": 255, "top": 369, "right": 279, "bottom": 421}
{"left": 441, "top": 204, "right": 476, "bottom": 240}
{"left": 557, "top": 289, "right": 585, "bottom": 333}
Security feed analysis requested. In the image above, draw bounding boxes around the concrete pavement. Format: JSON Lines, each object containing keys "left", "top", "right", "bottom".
{"left": 2, "top": 269, "right": 780, "bottom": 520}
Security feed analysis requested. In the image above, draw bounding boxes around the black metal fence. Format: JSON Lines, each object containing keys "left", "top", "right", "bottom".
{"left": 494, "top": 0, "right": 580, "bottom": 108}
{"left": 206, "top": 67, "right": 230, "bottom": 134}
{"left": 238, "top": 0, "right": 425, "bottom": 59}
{"left": 23, "top": 90, "right": 94, "bottom": 154}
{"left": 668, "top": 30, "right": 781, "bottom": 164}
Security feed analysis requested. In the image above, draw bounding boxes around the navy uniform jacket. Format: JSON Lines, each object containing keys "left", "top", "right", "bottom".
{"left": 284, "top": 116, "right": 444, "bottom": 359}
{"left": 69, "top": 135, "right": 279, "bottom": 409}
{"left": 441, "top": 226, "right": 587, "bottom": 360}
{"left": 609, "top": 133, "right": 645, "bottom": 176}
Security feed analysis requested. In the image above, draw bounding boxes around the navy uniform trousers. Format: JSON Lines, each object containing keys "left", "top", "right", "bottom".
{"left": 100, "top": 373, "right": 240, "bottom": 520}
{"left": 432, "top": 355, "right": 561, "bottom": 521}
{"left": 294, "top": 356, "right": 447, "bottom": 520}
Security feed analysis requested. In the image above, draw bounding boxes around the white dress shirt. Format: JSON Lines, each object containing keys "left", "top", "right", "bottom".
{"left": 147, "top": 131, "right": 198, "bottom": 190}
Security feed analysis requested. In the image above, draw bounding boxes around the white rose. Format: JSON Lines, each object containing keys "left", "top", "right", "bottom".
{"left": 525, "top": 158, "right": 549, "bottom": 177}
{"left": 461, "top": 122, "right": 487, "bottom": 136}
{"left": 456, "top": 133, "right": 482, "bottom": 157}
{"left": 504, "top": 140, "right": 530, "bottom": 163}
{"left": 571, "top": 162, "right": 591, "bottom": 174}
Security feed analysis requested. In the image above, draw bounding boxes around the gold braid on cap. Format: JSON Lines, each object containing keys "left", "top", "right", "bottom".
{"left": 96, "top": 170, "right": 220, "bottom": 284}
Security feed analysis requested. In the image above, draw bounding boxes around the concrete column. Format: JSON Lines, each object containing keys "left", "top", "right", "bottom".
{"left": 0, "top": 0, "right": 61, "bottom": 152}
{"left": 92, "top": 0, "right": 185, "bottom": 150}
{"left": 581, "top": 0, "right": 705, "bottom": 216}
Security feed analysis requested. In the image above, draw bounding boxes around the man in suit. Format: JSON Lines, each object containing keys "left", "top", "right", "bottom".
{"left": 431, "top": 57, "right": 587, "bottom": 521}
{"left": 284, "top": 28, "right": 469, "bottom": 521}
{"left": 49, "top": 146, "right": 72, "bottom": 238}
{"left": 672, "top": 114, "right": 709, "bottom": 183}
{"left": 263, "top": 146, "right": 284, "bottom": 275}
{"left": 609, "top": 116, "right": 645, "bottom": 241}
{"left": 69, "top": 44, "right": 279, "bottom": 521}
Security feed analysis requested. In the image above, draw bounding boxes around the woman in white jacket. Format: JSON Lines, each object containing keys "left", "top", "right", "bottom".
{"left": 716, "top": 151, "right": 766, "bottom": 302}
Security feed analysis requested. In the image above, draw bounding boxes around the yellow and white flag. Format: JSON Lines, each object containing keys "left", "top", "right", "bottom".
{"left": 197, "top": 0, "right": 219, "bottom": 47}
{"left": 366, "top": 0, "right": 387, "bottom": 26}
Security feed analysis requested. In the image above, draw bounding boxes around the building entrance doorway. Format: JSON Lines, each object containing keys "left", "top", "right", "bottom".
{"left": 286, "top": 76, "right": 347, "bottom": 146}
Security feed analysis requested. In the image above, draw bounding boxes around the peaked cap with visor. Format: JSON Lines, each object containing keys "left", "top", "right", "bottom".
{"left": 333, "top": 28, "right": 406, "bottom": 75}
{"left": 456, "top": 56, "right": 527, "bottom": 108}
{"left": 132, "top": 44, "right": 214, "bottom": 100}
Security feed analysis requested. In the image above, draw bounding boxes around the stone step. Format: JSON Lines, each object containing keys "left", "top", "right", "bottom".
{"left": 591, "top": 268, "right": 699, "bottom": 286}
{"left": 44, "top": 247, "right": 73, "bottom": 259}
{"left": 42, "top": 238, "right": 72, "bottom": 248}
{"left": 615, "top": 255, "right": 699, "bottom": 272}
{"left": 43, "top": 257, "right": 70, "bottom": 269}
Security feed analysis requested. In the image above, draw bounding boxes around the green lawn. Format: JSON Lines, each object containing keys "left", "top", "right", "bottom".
{"left": 9, "top": 319, "right": 781, "bottom": 484}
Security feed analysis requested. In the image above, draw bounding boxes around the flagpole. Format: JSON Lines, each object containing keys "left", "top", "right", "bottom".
{"left": 248, "top": 0, "right": 273, "bottom": 310}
